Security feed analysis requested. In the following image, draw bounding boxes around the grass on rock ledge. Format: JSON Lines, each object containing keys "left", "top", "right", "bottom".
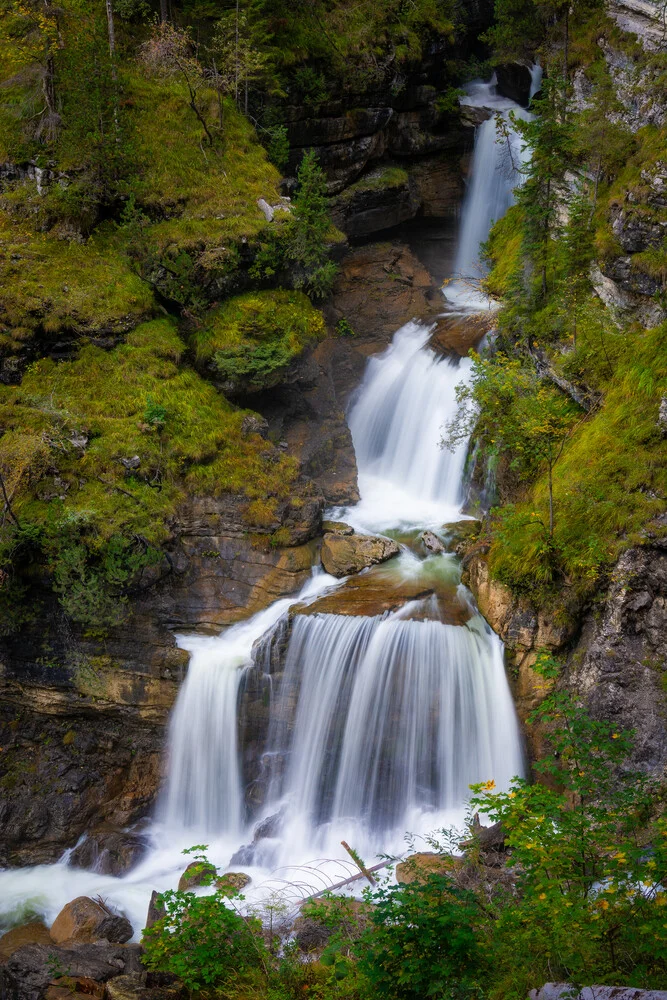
{"left": 193, "top": 290, "right": 326, "bottom": 392}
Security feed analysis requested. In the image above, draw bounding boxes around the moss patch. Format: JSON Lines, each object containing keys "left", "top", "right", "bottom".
{"left": 339, "top": 166, "right": 410, "bottom": 202}
{"left": 193, "top": 290, "right": 326, "bottom": 392}
{"left": 0, "top": 216, "right": 155, "bottom": 356}
{"left": 0, "top": 317, "right": 300, "bottom": 546}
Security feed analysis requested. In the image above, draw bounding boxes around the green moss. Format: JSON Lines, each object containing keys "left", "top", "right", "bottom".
{"left": 126, "top": 72, "right": 280, "bottom": 253}
{"left": 489, "top": 324, "right": 667, "bottom": 596}
{"left": 193, "top": 290, "right": 326, "bottom": 391}
{"left": 339, "top": 166, "right": 410, "bottom": 201}
{"left": 483, "top": 205, "right": 524, "bottom": 300}
{"left": 0, "top": 215, "right": 155, "bottom": 355}
{"left": 0, "top": 317, "right": 300, "bottom": 544}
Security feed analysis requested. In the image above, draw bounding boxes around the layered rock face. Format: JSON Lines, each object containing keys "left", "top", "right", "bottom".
{"left": 463, "top": 524, "right": 667, "bottom": 774}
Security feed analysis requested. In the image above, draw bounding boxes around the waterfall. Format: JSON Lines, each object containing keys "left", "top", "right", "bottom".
{"left": 0, "top": 68, "right": 529, "bottom": 932}
{"left": 445, "top": 79, "right": 531, "bottom": 311}
{"left": 260, "top": 612, "right": 522, "bottom": 853}
{"left": 161, "top": 572, "right": 337, "bottom": 836}
{"left": 529, "top": 61, "right": 543, "bottom": 100}
{"left": 341, "top": 321, "right": 472, "bottom": 531}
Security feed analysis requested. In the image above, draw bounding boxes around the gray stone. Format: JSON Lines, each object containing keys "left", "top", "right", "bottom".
{"left": 3, "top": 942, "right": 142, "bottom": 1000}
{"left": 320, "top": 532, "right": 400, "bottom": 577}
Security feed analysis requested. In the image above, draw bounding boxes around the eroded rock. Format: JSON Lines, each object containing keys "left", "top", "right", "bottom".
{"left": 50, "top": 898, "right": 132, "bottom": 947}
{"left": 0, "top": 921, "right": 52, "bottom": 962}
{"left": 320, "top": 533, "right": 399, "bottom": 577}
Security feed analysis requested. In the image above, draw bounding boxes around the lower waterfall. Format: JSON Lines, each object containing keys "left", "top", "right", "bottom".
{"left": 258, "top": 612, "right": 521, "bottom": 852}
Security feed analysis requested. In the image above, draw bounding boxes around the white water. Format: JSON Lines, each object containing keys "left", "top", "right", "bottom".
{"left": 340, "top": 321, "right": 472, "bottom": 531}
{"left": 162, "top": 571, "right": 337, "bottom": 836}
{"left": 254, "top": 611, "right": 521, "bottom": 865}
{"left": 445, "top": 77, "right": 531, "bottom": 311}
{"left": 0, "top": 76, "right": 527, "bottom": 936}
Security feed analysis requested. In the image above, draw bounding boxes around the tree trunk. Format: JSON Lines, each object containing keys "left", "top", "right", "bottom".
{"left": 160, "top": 0, "right": 169, "bottom": 22}
{"left": 563, "top": 5, "right": 569, "bottom": 80}
{"left": 548, "top": 463, "right": 554, "bottom": 537}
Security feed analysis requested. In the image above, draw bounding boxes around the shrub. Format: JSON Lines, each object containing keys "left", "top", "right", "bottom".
{"left": 142, "top": 848, "right": 269, "bottom": 993}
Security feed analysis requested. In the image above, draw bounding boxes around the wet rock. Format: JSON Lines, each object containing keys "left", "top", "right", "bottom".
{"left": 0, "top": 921, "right": 52, "bottom": 962}
{"left": 216, "top": 872, "right": 251, "bottom": 896}
{"left": 320, "top": 532, "right": 399, "bottom": 577}
{"left": 47, "top": 976, "right": 105, "bottom": 999}
{"left": 3, "top": 943, "right": 142, "bottom": 1000}
{"left": 495, "top": 63, "right": 533, "bottom": 106}
{"left": 177, "top": 860, "right": 217, "bottom": 892}
{"left": 50, "top": 898, "right": 132, "bottom": 946}
{"left": 442, "top": 519, "right": 481, "bottom": 554}
{"left": 420, "top": 530, "right": 445, "bottom": 554}
{"left": 69, "top": 827, "right": 149, "bottom": 877}
{"left": 144, "top": 891, "right": 165, "bottom": 932}
{"left": 229, "top": 812, "right": 283, "bottom": 865}
{"left": 531, "top": 987, "right": 667, "bottom": 1000}
{"left": 321, "top": 520, "right": 354, "bottom": 535}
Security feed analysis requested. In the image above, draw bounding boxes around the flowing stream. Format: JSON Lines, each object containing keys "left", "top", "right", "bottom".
{"left": 0, "top": 77, "right": 530, "bottom": 935}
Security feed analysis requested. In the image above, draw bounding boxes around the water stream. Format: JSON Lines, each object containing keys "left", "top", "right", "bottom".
{"left": 0, "top": 77, "right": 530, "bottom": 935}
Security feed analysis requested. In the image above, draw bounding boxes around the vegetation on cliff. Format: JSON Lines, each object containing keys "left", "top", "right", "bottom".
{"left": 457, "top": 2, "right": 667, "bottom": 609}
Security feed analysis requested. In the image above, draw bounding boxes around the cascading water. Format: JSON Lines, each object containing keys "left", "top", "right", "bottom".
{"left": 445, "top": 78, "right": 531, "bottom": 311}
{"left": 342, "top": 321, "right": 472, "bottom": 530}
{"left": 0, "top": 74, "right": 529, "bottom": 935}
{"left": 247, "top": 611, "right": 521, "bottom": 866}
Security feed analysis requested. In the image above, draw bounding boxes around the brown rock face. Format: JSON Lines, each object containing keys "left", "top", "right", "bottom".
{"left": 320, "top": 533, "right": 400, "bottom": 577}
{"left": 49, "top": 898, "right": 132, "bottom": 946}
{"left": 0, "top": 921, "right": 52, "bottom": 962}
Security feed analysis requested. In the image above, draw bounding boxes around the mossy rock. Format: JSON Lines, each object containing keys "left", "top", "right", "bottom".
{"left": 194, "top": 290, "right": 326, "bottom": 393}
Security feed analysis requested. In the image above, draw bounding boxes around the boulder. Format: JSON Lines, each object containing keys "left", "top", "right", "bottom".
{"left": 395, "top": 852, "right": 463, "bottom": 885}
{"left": 144, "top": 891, "right": 165, "bottom": 932}
{"left": 321, "top": 520, "right": 354, "bottom": 536}
{"left": 46, "top": 977, "right": 105, "bottom": 999}
{"left": 69, "top": 828, "right": 149, "bottom": 877}
{"left": 215, "top": 872, "right": 251, "bottom": 896}
{"left": 3, "top": 943, "right": 142, "bottom": 1000}
{"left": 104, "top": 975, "right": 145, "bottom": 1000}
{"left": 0, "top": 920, "right": 52, "bottom": 962}
{"left": 442, "top": 518, "right": 481, "bottom": 555}
{"left": 419, "top": 530, "right": 445, "bottom": 554}
{"left": 177, "top": 860, "right": 217, "bottom": 892}
{"left": 320, "top": 533, "right": 399, "bottom": 577}
{"left": 50, "top": 898, "right": 132, "bottom": 946}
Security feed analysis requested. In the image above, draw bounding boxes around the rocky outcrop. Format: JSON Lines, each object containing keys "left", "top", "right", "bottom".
{"left": 320, "top": 532, "right": 400, "bottom": 577}
{"left": 609, "top": 0, "right": 667, "bottom": 52}
{"left": 2, "top": 942, "right": 143, "bottom": 1000}
{"left": 464, "top": 526, "right": 667, "bottom": 774}
{"left": 69, "top": 827, "right": 149, "bottom": 877}
{"left": 50, "top": 898, "right": 132, "bottom": 947}
{"left": 567, "top": 535, "right": 667, "bottom": 774}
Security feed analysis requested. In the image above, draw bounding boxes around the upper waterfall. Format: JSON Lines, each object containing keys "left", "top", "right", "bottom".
{"left": 341, "top": 321, "right": 472, "bottom": 531}
{"left": 445, "top": 78, "right": 531, "bottom": 311}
